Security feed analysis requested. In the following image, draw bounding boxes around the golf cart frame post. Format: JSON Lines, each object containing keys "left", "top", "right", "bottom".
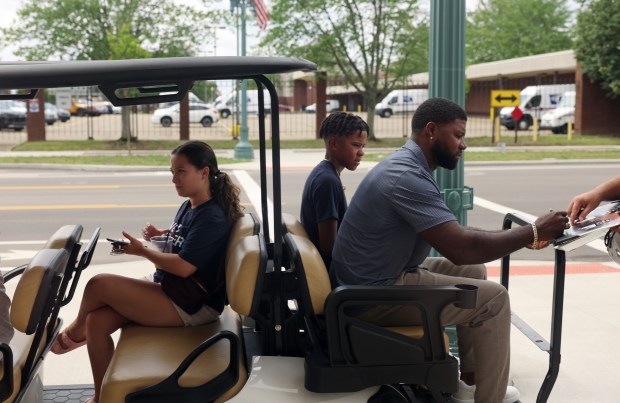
{"left": 501, "top": 212, "right": 566, "bottom": 403}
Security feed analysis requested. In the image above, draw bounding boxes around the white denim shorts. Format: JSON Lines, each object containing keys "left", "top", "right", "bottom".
{"left": 171, "top": 302, "right": 219, "bottom": 327}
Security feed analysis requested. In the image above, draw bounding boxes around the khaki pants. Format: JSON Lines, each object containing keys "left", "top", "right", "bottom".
{"left": 358, "top": 257, "right": 510, "bottom": 403}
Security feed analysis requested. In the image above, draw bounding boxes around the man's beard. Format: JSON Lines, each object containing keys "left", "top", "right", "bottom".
{"left": 431, "top": 141, "right": 459, "bottom": 170}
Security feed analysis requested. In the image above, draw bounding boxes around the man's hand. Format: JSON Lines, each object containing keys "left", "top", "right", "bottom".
{"left": 534, "top": 211, "right": 570, "bottom": 243}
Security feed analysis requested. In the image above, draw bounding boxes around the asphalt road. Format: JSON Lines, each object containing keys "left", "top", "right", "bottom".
{"left": 0, "top": 161, "right": 617, "bottom": 271}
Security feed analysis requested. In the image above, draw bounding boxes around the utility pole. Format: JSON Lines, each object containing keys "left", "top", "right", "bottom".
{"left": 428, "top": 0, "right": 473, "bottom": 260}
{"left": 429, "top": 0, "right": 472, "bottom": 226}
{"left": 233, "top": 0, "right": 254, "bottom": 159}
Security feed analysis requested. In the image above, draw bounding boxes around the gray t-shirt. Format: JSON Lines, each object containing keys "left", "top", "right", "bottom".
{"left": 331, "top": 139, "right": 456, "bottom": 286}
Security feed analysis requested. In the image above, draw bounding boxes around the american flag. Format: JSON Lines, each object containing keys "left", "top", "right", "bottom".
{"left": 250, "top": 0, "right": 269, "bottom": 30}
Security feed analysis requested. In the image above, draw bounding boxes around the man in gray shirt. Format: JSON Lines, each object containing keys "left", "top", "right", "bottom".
{"left": 331, "top": 98, "right": 568, "bottom": 403}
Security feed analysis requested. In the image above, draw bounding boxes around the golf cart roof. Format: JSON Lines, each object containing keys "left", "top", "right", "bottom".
{"left": 0, "top": 56, "right": 317, "bottom": 104}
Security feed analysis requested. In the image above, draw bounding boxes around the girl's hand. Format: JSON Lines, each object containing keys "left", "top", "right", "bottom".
{"left": 122, "top": 231, "right": 147, "bottom": 257}
{"left": 142, "top": 223, "right": 165, "bottom": 241}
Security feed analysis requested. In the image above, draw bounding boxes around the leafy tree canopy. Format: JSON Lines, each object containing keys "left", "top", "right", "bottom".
{"left": 0, "top": 0, "right": 225, "bottom": 61}
{"left": 574, "top": 0, "right": 620, "bottom": 98}
{"left": 467, "top": 0, "right": 573, "bottom": 64}
{"left": 262, "top": 0, "right": 429, "bottom": 138}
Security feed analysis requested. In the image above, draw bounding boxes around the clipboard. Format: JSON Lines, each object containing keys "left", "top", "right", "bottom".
{"left": 554, "top": 201, "right": 620, "bottom": 251}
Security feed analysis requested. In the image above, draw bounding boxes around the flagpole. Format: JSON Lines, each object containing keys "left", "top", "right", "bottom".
{"left": 234, "top": 0, "right": 254, "bottom": 159}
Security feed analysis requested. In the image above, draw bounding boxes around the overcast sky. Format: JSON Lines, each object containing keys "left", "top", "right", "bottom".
{"left": 0, "top": 0, "right": 492, "bottom": 61}
{"left": 0, "top": 0, "right": 258, "bottom": 60}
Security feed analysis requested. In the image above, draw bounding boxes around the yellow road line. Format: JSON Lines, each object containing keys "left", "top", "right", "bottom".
{"left": 0, "top": 185, "right": 169, "bottom": 190}
{"left": 0, "top": 202, "right": 252, "bottom": 211}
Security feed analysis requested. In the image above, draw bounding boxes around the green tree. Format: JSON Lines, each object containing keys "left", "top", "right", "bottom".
{"left": 467, "top": 0, "right": 573, "bottom": 64}
{"left": 0, "top": 0, "right": 224, "bottom": 140}
{"left": 574, "top": 0, "right": 620, "bottom": 98}
{"left": 263, "top": 0, "right": 429, "bottom": 140}
{"left": 1, "top": 0, "right": 218, "bottom": 61}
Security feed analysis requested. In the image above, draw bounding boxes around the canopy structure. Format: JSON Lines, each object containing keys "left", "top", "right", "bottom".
{"left": 0, "top": 56, "right": 317, "bottom": 105}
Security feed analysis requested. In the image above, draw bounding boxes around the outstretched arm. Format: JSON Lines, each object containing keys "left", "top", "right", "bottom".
{"left": 122, "top": 231, "right": 197, "bottom": 277}
{"left": 567, "top": 174, "right": 620, "bottom": 224}
{"left": 420, "top": 211, "right": 567, "bottom": 265}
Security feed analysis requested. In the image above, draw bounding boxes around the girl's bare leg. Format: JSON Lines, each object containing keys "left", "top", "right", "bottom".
{"left": 85, "top": 307, "right": 128, "bottom": 403}
{"left": 64, "top": 273, "right": 184, "bottom": 341}
{"left": 64, "top": 274, "right": 185, "bottom": 401}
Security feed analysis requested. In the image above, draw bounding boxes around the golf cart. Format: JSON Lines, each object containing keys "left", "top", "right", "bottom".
{"left": 0, "top": 56, "right": 477, "bottom": 402}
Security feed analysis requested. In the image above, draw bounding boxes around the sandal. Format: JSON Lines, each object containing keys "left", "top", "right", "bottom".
{"left": 51, "top": 330, "right": 86, "bottom": 354}
{"left": 84, "top": 398, "right": 97, "bottom": 403}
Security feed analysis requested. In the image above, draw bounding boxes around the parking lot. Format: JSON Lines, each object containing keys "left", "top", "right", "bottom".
{"left": 0, "top": 110, "right": 512, "bottom": 143}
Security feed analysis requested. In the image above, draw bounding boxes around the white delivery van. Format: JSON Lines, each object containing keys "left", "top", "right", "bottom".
{"left": 304, "top": 99, "right": 340, "bottom": 113}
{"left": 216, "top": 89, "right": 271, "bottom": 118}
{"left": 499, "top": 84, "right": 574, "bottom": 130}
{"left": 540, "top": 90, "right": 575, "bottom": 134}
{"left": 375, "top": 89, "right": 428, "bottom": 118}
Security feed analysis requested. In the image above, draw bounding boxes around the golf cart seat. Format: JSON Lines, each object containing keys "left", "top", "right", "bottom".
{"left": 0, "top": 248, "right": 70, "bottom": 403}
{"left": 282, "top": 232, "right": 478, "bottom": 401}
{"left": 99, "top": 214, "right": 266, "bottom": 403}
{"left": 281, "top": 213, "right": 309, "bottom": 239}
{"left": 0, "top": 224, "right": 100, "bottom": 403}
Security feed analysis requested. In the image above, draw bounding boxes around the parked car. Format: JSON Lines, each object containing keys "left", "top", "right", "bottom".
{"left": 305, "top": 99, "right": 340, "bottom": 113}
{"left": 44, "top": 107, "right": 58, "bottom": 125}
{"left": 0, "top": 100, "right": 26, "bottom": 131}
{"left": 540, "top": 90, "right": 575, "bottom": 134}
{"left": 151, "top": 102, "right": 219, "bottom": 127}
{"left": 45, "top": 102, "right": 71, "bottom": 122}
{"left": 70, "top": 98, "right": 102, "bottom": 116}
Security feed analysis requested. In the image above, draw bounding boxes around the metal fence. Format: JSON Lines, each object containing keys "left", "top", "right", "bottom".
{"left": 0, "top": 79, "right": 577, "bottom": 144}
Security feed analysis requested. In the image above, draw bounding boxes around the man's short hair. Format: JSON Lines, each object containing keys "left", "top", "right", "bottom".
{"left": 411, "top": 98, "right": 467, "bottom": 135}
{"left": 320, "top": 112, "right": 369, "bottom": 139}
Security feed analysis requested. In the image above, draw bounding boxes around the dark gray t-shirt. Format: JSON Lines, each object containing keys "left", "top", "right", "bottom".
{"left": 300, "top": 160, "right": 347, "bottom": 269}
{"left": 331, "top": 140, "right": 456, "bottom": 286}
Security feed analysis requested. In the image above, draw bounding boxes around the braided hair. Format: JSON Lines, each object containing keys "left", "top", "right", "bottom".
{"left": 319, "top": 112, "right": 369, "bottom": 139}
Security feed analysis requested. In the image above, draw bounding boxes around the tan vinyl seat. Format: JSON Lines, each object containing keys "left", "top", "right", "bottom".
{"left": 282, "top": 212, "right": 309, "bottom": 239}
{"left": 100, "top": 215, "right": 265, "bottom": 403}
{"left": 43, "top": 225, "right": 83, "bottom": 251}
{"left": 100, "top": 305, "right": 245, "bottom": 403}
{"left": 1, "top": 248, "right": 69, "bottom": 403}
{"left": 287, "top": 233, "right": 449, "bottom": 349}
{"left": 284, "top": 233, "right": 476, "bottom": 396}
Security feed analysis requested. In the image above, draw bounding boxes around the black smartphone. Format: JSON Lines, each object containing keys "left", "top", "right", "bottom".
{"left": 106, "top": 238, "right": 129, "bottom": 246}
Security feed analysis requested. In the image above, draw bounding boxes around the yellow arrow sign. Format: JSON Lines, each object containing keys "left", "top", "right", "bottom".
{"left": 491, "top": 90, "right": 520, "bottom": 107}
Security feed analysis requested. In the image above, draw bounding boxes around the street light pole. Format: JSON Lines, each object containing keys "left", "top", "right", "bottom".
{"left": 206, "top": 25, "right": 226, "bottom": 102}
{"left": 428, "top": 0, "right": 472, "bottom": 255}
{"left": 234, "top": 0, "right": 254, "bottom": 159}
{"left": 209, "top": 25, "right": 226, "bottom": 57}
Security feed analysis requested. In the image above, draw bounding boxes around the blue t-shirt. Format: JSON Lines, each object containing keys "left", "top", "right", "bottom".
{"left": 331, "top": 140, "right": 456, "bottom": 286}
{"left": 300, "top": 160, "right": 347, "bottom": 268}
{"left": 157, "top": 199, "right": 231, "bottom": 313}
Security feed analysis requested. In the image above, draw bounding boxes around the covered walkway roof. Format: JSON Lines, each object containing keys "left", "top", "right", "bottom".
{"left": 405, "top": 49, "right": 576, "bottom": 84}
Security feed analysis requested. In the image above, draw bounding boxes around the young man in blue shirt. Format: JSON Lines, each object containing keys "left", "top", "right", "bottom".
{"left": 300, "top": 112, "right": 368, "bottom": 269}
